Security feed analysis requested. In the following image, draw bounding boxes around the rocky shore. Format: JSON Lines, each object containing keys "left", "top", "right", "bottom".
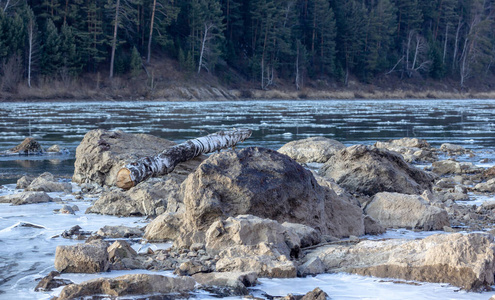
{"left": 3, "top": 129, "right": 495, "bottom": 299}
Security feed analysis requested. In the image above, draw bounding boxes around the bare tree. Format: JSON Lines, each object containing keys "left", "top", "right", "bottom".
{"left": 109, "top": 0, "right": 120, "bottom": 78}
{"left": 147, "top": 0, "right": 157, "bottom": 63}
{"left": 198, "top": 22, "right": 215, "bottom": 74}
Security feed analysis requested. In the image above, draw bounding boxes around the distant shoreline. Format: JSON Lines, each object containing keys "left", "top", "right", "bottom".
{"left": 1, "top": 87, "right": 495, "bottom": 103}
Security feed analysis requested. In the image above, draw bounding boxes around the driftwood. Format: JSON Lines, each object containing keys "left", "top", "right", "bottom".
{"left": 116, "top": 129, "right": 252, "bottom": 189}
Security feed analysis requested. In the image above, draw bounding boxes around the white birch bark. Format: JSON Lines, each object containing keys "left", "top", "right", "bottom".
{"left": 109, "top": 0, "right": 120, "bottom": 78}
{"left": 116, "top": 128, "right": 252, "bottom": 189}
{"left": 27, "top": 17, "right": 34, "bottom": 88}
{"left": 198, "top": 23, "right": 209, "bottom": 74}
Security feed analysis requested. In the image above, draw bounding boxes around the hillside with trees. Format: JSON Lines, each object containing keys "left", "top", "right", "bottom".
{"left": 1, "top": 0, "right": 495, "bottom": 100}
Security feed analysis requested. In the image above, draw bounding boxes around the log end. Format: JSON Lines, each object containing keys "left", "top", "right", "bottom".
{"left": 116, "top": 168, "right": 135, "bottom": 190}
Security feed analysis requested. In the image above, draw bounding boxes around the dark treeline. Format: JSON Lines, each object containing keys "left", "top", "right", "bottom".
{"left": 1, "top": 0, "right": 495, "bottom": 93}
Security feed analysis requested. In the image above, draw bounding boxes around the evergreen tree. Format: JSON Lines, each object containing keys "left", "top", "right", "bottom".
{"left": 40, "top": 18, "right": 61, "bottom": 76}
{"left": 60, "top": 23, "right": 81, "bottom": 77}
{"left": 130, "top": 45, "right": 142, "bottom": 76}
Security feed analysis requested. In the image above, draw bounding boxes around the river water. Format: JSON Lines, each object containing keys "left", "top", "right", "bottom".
{"left": 1, "top": 99, "right": 495, "bottom": 299}
{"left": 1, "top": 99, "right": 495, "bottom": 182}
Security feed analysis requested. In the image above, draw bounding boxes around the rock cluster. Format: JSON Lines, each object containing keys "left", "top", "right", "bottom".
{"left": 38, "top": 132, "right": 495, "bottom": 298}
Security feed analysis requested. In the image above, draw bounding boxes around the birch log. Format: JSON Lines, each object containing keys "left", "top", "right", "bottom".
{"left": 116, "top": 129, "right": 252, "bottom": 190}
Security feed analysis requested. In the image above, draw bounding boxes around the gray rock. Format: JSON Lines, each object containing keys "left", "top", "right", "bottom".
{"left": 16, "top": 175, "right": 34, "bottom": 189}
{"left": 363, "top": 215, "right": 385, "bottom": 235}
{"left": 432, "top": 160, "right": 483, "bottom": 175}
{"left": 26, "top": 172, "right": 72, "bottom": 193}
{"left": 320, "top": 145, "right": 434, "bottom": 196}
{"left": 364, "top": 192, "right": 449, "bottom": 230}
{"left": 193, "top": 271, "right": 257, "bottom": 296}
{"left": 59, "top": 205, "right": 75, "bottom": 214}
{"left": 0, "top": 191, "right": 52, "bottom": 205}
{"left": 278, "top": 137, "right": 345, "bottom": 163}
{"left": 96, "top": 225, "right": 144, "bottom": 238}
{"left": 440, "top": 143, "right": 467, "bottom": 154}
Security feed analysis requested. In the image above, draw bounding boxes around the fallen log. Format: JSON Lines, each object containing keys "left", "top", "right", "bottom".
{"left": 116, "top": 129, "right": 252, "bottom": 189}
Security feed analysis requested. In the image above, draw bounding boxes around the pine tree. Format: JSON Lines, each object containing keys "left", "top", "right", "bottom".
{"left": 332, "top": 0, "right": 367, "bottom": 85}
{"left": 40, "top": 18, "right": 61, "bottom": 76}
{"left": 60, "top": 23, "right": 81, "bottom": 77}
{"left": 306, "top": 0, "right": 336, "bottom": 77}
{"left": 130, "top": 45, "right": 142, "bottom": 76}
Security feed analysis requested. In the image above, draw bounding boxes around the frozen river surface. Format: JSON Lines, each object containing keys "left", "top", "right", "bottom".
{"left": 1, "top": 99, "right": 495, "bottom": 299}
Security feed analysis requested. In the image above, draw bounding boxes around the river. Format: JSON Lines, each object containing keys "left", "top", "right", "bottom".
{"left": 1, "top": 99, "right": 495, "bottom": 299}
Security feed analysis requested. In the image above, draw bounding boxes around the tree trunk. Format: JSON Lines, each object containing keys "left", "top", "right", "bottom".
{"left": 453, "top": 16, "right": 462, "bottom": 70}
{"left": 147, "top": 0, "right": 156, "bottom": 63}
{"left": 116, "top": 129, "right": 252, "bottom": 189}
{"left": 110, "top": 0, "right": 120, "bottom": 78}
{"left": 28, "top": 17, "right": 33, "bottom": 88}
{"left": 443, "top": 24, "right": 448, "bottom": 64}
{"left": 198, "top": 23, "right": 209, "bottom": 74}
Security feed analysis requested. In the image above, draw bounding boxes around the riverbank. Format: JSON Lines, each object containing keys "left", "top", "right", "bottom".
{"left": 2, "top": 57, "right": 495, "bottom": 102}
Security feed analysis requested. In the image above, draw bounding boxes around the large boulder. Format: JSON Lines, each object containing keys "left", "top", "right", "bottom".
{"left": 364, "top": 192, "right": 449, "bottom": 230}
{"left": 25, "top": 172, "right": 72, "bottom": 193}
{"left": 72, "top": 129, "right": 203, "bottom": 186}
{"left": 300, "top": 233, "right": 495, "bottom": 291}
{"left": 54, "top": 274, "right": 196, "bottom": 300}
{"left": 278, "top": 137, "right": 346, "bottom": 163}
{"left": 179, "top": 147, "right": 364, "bottom": 245}
{"left": 0, "top": 191, "right": 52, "bottom": 205}
{"left": 319, "top": 145, "right": 435, "bottom": 196}
{"left": 54, "top": 240, "right": 109, "bottom": 273}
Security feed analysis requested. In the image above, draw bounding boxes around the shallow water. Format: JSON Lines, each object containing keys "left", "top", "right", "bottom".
{"left": 1, "top": 99, "right": 495, "bottom": 183}
{"left": 1, "top": 99, "right": 495, "bottom": 299}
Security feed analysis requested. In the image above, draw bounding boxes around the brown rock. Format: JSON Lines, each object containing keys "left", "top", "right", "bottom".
{"left": 9, "top": 137, "right": 43, "bottom": 154}
{"left": 86, "top": 179, "right": 174, "bottom": 216}
{"left": 54, "top": 240, "right": 109, "bottom": 273}
{"left": 179, "top": 147, "right": 364, "bottom": 246}
{"left": 303, "top": 233, "right": 495, "bottom": 291}
{"left": 72, "top": 129, "right": 203, "bottom": 186}
{"left": 34, "top": 271, "right": 73, "bottom": 292}
{"left": 54, "top": 274, "right": 196, "bottom": 300}
{"left": 320, "top": 145, "right": 434, "bottom": 196}
{"left": 144, "top": 212, "right": 183, "bottom": 242}
{"left": 301, "top": 287, "right": 329, "bottom": 300}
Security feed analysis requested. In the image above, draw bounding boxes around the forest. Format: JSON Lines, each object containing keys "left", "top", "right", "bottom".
{"left": 0, "top": 0, "right": 494, "bottom": 95}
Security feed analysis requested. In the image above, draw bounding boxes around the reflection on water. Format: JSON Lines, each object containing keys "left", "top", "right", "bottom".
{"left": 1, "top": 99, "right": 495, "bottom": 183}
